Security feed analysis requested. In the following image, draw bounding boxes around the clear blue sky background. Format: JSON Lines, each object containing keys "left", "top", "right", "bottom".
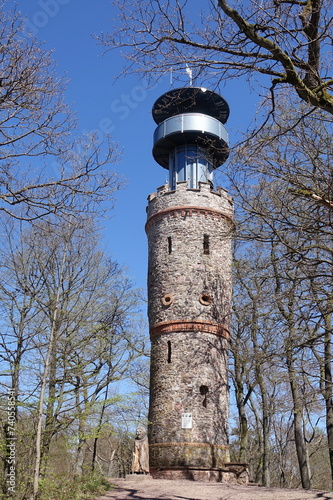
{"left": 8, "top": 0, "right": 258, "bottom": 293}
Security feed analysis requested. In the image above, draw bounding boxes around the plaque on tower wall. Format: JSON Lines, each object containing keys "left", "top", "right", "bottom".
{"left": 181, "top": 412, "right": 192, "bottom": 429}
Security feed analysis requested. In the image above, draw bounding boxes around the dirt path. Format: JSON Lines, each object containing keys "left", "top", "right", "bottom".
{"left": 94, "top": 477, "right": 333, "bottom": 500}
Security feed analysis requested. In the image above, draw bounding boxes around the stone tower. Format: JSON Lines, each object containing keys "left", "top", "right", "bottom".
{"left": 146, "top": 87, "right": 234, "bottom": 477}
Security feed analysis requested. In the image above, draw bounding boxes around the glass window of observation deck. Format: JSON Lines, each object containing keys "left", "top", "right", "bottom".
{"left": 169, "top": 145, "right": 213, "bottom": 189}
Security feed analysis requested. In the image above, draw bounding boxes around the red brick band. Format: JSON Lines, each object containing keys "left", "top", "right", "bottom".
{"left": 150, "top": 320, "right": 230, "bottom": 340}
{"left": 145, "top": 205, "right": 234, "bottom": 231}
{"left": 149, "top": 442, "right": 229, "bottom": 450}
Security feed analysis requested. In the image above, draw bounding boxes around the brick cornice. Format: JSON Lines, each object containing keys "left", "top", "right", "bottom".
{"left": 150, "top": 320, "right": 230, "bottom": 340}
{"left": 145, "top": 205, "right": 234, "bottom": 232}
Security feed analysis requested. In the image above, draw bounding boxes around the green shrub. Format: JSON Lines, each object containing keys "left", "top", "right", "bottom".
{"left": 39, "top": 474, "right": 113, "bottom": 500}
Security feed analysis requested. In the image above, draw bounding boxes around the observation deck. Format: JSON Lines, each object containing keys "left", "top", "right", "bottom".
{"left": 152, "top": 87, "right": 230, "bottom": 187}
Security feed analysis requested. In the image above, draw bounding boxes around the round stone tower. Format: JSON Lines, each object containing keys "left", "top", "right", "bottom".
{"left": 146, "top": 87, "right": 234, "bottom": 476}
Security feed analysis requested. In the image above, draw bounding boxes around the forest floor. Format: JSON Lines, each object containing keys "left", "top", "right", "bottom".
{"left": 93, "top": 477, "right": 333, "bottom": 500}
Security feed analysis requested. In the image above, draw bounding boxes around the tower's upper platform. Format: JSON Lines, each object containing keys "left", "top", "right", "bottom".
{"left": 152, "top": 87, "right": 230, "bottom": 125}
{"left": 152, "top": 86, "right": 230, "bottom": 186}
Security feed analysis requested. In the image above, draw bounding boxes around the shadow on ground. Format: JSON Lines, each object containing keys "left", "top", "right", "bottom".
{"left": 94, "top": 478, "right": 333, "bottom": 500}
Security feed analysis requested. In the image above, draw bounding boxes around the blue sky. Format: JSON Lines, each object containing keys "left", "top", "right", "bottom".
{"left": 8, "top": 0, "right": 258, "bottom": 294}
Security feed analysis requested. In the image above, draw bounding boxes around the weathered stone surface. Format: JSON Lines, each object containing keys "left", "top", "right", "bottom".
{"left": 146, "top": 182, "right": 234, "bottom": 217}
{"left": 150, "top": 464, "right": 249, "bottom": 484}
{"left": 146, "top": 182, "right": 233, "bottom": 469}
{"left": 148, "top": 331, "right": 229, "bottom": 467}
{"left": 146, "top": 182, "right": 234, "bottom": 328}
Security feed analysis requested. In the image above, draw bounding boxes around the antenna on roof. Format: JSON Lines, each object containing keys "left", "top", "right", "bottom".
{"left": 185, "top": 64, "right": 193, "bottom": 86}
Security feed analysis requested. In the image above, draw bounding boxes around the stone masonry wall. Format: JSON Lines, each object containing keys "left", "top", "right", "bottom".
{"left": 146, "top": 182, "right": 234, "bottom": 330}
{"left": 148, "top": 331, "right": 229, "bottom": 467}
{"left": 146, "top": 181, "right": 234, "bottom": 469}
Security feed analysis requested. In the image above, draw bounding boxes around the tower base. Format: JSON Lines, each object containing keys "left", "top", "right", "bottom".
{"left": 150, "top": 463, "right": 249, "bottom": 484}
{"left": 149, "top": 442, "right": 230, "bottom": 469}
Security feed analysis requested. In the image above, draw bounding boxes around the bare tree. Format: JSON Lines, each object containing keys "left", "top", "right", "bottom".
{"left": 228, "top": 96, "right": 333, "bottom": 219}
{"left": 99, "top": 0, "right": 333, "bottom": 115}
{"left": 232, "top": 246, "right": 281, "bottom": 486}
{"left": 0, "top": 212, "right": 147, "bottom": 498}
{"left": 229, "top": 96, "right": 333, "bottom": 488}
{"left": 232, "top": 239, "right": 327, "bottom": 488}
{"left": 232, "top": 169, "right": 333, "bottom": 486}
{"left": 0, "top": 1, "right": 122, "bottom": 221}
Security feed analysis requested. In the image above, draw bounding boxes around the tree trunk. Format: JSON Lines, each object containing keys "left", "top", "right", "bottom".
{"left": 251, "top": 304, "right": 270, "bottom": 487}
{"left": 41, "top": 341, "right": 58, "bottom": 474}
{"left": 108, "top": 449, "right": 116, "bottom": 477}
{"left": 309, "top": 275, "right": 333, "bottom": 489}
{"left": 2, "top": 316, "right": 23, "bottom": 496}
{"left": 74, "top": 378, "right": 89, "bottom": 476}
{"left": 91, "top": 359, "right": 112, "bottom": 472}
{"left": 257, "top": 373, "right": 270, "bottom": 487}
{"left": 237, "top": 391, "right": 249, "bottom": 463}
{"left": 32, "top": 244, "right": 68, "bottom": 500}
{"left": 33, "top": 315, "right": 57, "bottom": 499}
{"left": 233, "top": 347, "right": 251, "bottom": 462}
{"left": 249, "top": 397, "right": 264, "bottom": 484}
{"left": 323, "top": 315, "right": 333, "bottom": 489}
{"left": 286, "top": 350, "right": 312, "bottom": 489}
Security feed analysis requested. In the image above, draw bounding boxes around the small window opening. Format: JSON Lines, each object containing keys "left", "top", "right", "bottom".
{"left": 203, "top": 234, "right": 210, "bottom": 255}
{"left": 200, "top": 385, "right": 209, "bottom": 408}
{"left": 168, "top": 236, "right": 172, "bottom": 254}
{"left": 167, "top": 341, "right": 172, "bottom": 363}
